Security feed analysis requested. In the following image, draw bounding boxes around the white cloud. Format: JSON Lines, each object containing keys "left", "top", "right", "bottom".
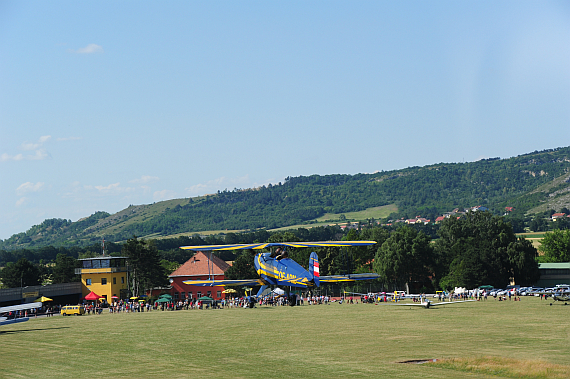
{"left": 1, "top": 153, "right": 22, "bottom": 162}
{"left": 71, "top": 44, "right": 104, "bottom": 54}
{"left": 15, "top": 197, "right": 28, "bottom": 207}
{"left": 29, "top": 149, "right": 50, "bottom": 160}
{"left": 153, "top": 190, "right": 177, "bottom": 202}
{"left": 1, "top": 136, "right": 52, "bottom": 162}
{"left": 130, "top": 175, "right": 159, "bottom": 184}
{"left": 16, "top": 182, "right": 45, "bottom": 196}
{"left": 93, "top": 183, "right": 135, "bottom": 194}
{"left": 94, "top": 182, "right": 121, "bottom": 191}
{"left": 21, "top": 135, "right": 51, "bottom": 151}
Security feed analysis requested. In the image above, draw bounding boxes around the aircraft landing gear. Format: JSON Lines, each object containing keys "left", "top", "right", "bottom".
{"left": 288, "top": 295, "right": 296, "bottom": 306}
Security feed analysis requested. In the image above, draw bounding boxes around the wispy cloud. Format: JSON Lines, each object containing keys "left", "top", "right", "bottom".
{"left": 130, "top": 175, "right": 159, "bottom": 184}
{"left": 21, "top": 135, "right": 51, "bottom": 151}
{"left": 15, "top": 197, "right": 28, "bottom": 207}
{"left": 70, "top": 44, "right": 104, "bottom": 54}
{"left": 1, "top": 136, "right": 52, "bottom": 162}
{"left": 1, "top": 153, "right": 23, "bottom": 162}
{"left": 91, "top": 182, "right": 135, "bottom": 194}
{"left": 16, "top": 182, "right": 45, "bottom": 196}
{"left": 153, "top": 190, "right": 177, "bottom": 202}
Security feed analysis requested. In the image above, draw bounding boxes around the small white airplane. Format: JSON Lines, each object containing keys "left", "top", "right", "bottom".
{"left": 0, "top": 302, "right": 42, "bottom": 326}
{"left": 393, "top": 297, "right": 476, "bottom": 309}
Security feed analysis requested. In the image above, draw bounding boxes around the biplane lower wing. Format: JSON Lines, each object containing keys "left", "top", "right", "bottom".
{"left": 319, "top": 273, "right": 380, "bottom": 283}
{"left": 182, "top": 279, "right": 266, "bottom": 287}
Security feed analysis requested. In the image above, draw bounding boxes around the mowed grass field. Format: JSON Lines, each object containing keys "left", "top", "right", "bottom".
{"left": 1, "top": 297, "right": 569, "bottom": 379}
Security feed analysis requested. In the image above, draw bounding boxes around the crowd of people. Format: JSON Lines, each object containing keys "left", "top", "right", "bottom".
{"left": 20, "top": 287, "right": 539, "bottom": 318}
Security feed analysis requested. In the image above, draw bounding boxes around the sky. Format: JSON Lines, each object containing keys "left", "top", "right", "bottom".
{"left": 1, "top": 1, "right": 569, "bottom": 240}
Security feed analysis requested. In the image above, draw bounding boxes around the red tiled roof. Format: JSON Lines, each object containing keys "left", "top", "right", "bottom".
{"left": 552, "top": 213, "right": 566, "bottom": 217}
{"left": 169, "top": 251, "right": 231, "bottom": 277}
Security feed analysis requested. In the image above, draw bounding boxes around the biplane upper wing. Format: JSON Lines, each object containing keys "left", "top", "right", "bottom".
{"left": 180, "top": 241, "right": 377, "bottom": 251}
{"left": 182, "top": 278, "right": 266, "bottom": 287}
{"left": 319, "top": 273, "right": 380, "bottom": 283}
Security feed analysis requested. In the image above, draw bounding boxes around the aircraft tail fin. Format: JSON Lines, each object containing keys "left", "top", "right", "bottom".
{"left": 309, "top": 252, "right": 320, "bottom": 287}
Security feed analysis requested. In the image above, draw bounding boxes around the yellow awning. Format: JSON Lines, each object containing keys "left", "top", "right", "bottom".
{"left": 34, "top": 296, "right": 53, "bottom": 302}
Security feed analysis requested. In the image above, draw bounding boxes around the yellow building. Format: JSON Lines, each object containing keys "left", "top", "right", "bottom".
{"left": 77, "top": 256, "right": 129, "bottom": 301}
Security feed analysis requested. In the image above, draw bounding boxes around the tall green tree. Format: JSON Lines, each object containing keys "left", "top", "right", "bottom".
{"left": 224, "top": 249, "right": 258, "bottom": 280}
{"left": 434, "top": 212, "right": 539, "bottom": 289}
{"left": 539, "top": 229, "right": 570, "bottom": 262}
{"left": 0, "top": 257, "right": 41, "bottom": 288}
{"left": 122, "top": 236, "right": 168, "bottom": 297}
{"left": 373, "top": 226, "right": 433, "bottom": 293}
{"left": 51, "top": 253, "right": 80, "bottom": 284}
{"left": 507, "top": 237, "right": 540, "bottom": 285}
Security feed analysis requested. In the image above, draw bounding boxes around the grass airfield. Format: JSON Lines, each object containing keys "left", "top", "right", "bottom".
{"left": 1, "top": 297, "right": 569, "bottom": 379}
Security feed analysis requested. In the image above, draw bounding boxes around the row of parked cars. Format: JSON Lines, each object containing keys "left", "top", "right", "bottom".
{"left": 486, "top": 285, "right": 570, "bottom": 297}
{"left": 489, "top": 284, "right": 570, "bottom": 296}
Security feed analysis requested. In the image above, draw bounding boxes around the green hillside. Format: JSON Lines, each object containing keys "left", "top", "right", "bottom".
{"left": 2, "top": 146, "right": 570, "bottom": 250}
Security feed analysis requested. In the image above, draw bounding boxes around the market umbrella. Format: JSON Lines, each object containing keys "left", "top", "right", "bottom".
{"left": 155, "top": 298, "right": 171, "bottom": 303}
{"left": 111, "top": 296, "right": 119, "bottom": 299}
{"left": 129, "top": 296, "right": 139, "bottom": 300}
{"left": 34, "top": 296, "right": 53, "bottom": 302}
{"left": 197, "top": 296, "right": 214, "bottom": 301}
{"left": 84, "top": 291, "right": 102, "bottom": 301}
{"left": 158, "top": 294, "right": 172, "bottom": 299}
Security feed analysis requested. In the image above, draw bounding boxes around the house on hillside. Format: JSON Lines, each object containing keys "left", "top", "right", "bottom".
{"left": 168, "top": 252, "right": 231, "bottom": 301}
{"left": 471, "top": 205, "right": 488, "bottom": 212}
{"left": 435, "top": 216, "right": 445, "bottom": 223}
{"left": 551, "top": 213, "right": 567, "bottom": 221}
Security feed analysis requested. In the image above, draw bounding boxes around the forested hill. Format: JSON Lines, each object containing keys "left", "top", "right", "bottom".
{"left": 2, "top": 146, "right": 570, "bottom": 250}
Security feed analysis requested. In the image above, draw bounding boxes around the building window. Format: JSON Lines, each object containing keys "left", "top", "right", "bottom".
{"left": 121, "top": 276, "right": 124, "bottom": 284}
{"left": 113, "top": 277, "right": 116, "bottom": 285}
{"left": 86, "top": 279, "right": 92, "bottom": 285}
{"left": 197, "top": 292, "right": 202, "bottom": 298}
{"left": 181, "top": 292, "right": 185, "bottom": 299}
{"left": 101, "top": 278, "right": 107, "bottom": 285}
{"left": 174, "top": 292, "right": 179, "bottom": 300}
{"left": 207, "top": 291, "right": 211, "bottom": 297}
{"left": 217, "top": 291, "right": 221, "bottom": 298}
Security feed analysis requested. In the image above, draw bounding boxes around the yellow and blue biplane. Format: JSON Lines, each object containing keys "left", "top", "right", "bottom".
{"left": 180, "top": 241, "right": 379, "bottom": 306}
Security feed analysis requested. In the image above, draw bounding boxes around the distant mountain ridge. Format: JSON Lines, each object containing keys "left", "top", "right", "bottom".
{"left": 2, "top": 146, "right": 570, "bottom": 250}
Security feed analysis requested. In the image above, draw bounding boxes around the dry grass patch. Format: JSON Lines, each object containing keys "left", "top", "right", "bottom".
{"left": 428, "top": 356, "right": 570, "bottom": 378}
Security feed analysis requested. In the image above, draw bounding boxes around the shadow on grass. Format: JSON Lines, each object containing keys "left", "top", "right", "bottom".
{"left": 0, "top": 326, "right": 70, "bottom": 335}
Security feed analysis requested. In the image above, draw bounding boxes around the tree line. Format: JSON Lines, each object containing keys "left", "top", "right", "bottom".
{"left": 4, "top": 214, "right": 570, "bottom": 294}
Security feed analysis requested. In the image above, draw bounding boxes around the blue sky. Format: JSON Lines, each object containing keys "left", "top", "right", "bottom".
{"left": 1, "top": 1, "right": 569, "bottom": 240}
